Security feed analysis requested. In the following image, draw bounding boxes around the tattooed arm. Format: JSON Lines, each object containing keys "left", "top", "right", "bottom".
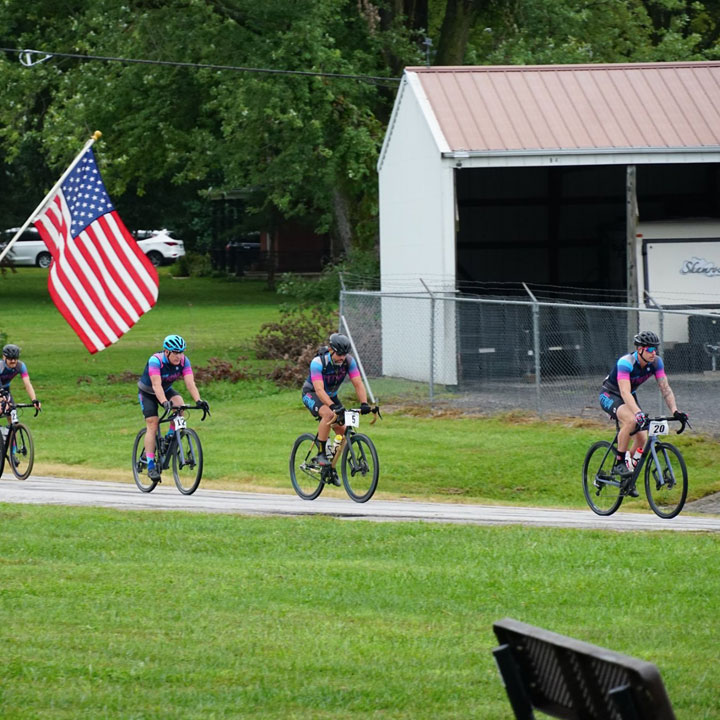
{"left": 657, "top": 376, "right": 678, "bottom": 414}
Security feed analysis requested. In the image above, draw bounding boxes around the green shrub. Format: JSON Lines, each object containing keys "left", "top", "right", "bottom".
{"left": 277, "top": 247, "right": 379, "bottom": 304}
{"left": 169, "top": 252, "right": 213, "bottom": 278}
{"left": 252, "top": 306, "right": 338, "bottom": 387}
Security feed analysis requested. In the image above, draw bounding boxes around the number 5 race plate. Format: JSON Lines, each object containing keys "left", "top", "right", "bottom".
{"left": 344, "top": 411, "right": 360, "bottom": 427}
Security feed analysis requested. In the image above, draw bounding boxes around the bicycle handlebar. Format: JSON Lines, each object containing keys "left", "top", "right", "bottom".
{"left": 349, "top": 405, "right": 382, "bottom": 424}
{"left": 159, "top": 404, "right": 210, "bottom": 423}
{"left": 630, "top": 415, "right": 690, "bottom": 436}
{"left": 329, "top": 405, "right": 382, "bottom": 426}
{"left": 0, "top": 399, "right": 40, "bottom": 418}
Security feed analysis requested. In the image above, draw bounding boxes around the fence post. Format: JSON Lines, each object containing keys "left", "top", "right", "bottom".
{"left": 340, "top": 314, "right": 376, "bottom": 404}
{"left": 338, "top": 272, "right": 346, "bottom": 333}
{"left": 523, "top": 284, "right": 542, "bottom": 416}
{"left": 645, "top": 292, "right": 665, "bottom": 414}
{"left": 420, "top": 279, "right": 435, "bottom": 408}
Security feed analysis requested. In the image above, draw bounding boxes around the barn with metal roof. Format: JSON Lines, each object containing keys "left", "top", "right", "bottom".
{"left": 377, "top": 61, "right": 720, "bottom": 383}
{"left": 378, "top": 61, "right": 720, "bottom": 298}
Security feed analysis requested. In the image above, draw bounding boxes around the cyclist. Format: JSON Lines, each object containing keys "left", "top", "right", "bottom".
{"left": 599, "top": 330, "right": 687, "bottom": 496}
{"left": 301, "top": 333, "right": 371, "bottom": 470}
{"left": 0, "top": 344, "right": 41, "bottom": 413}
{"left": 137, "top": 334, "right": 209, "bottom": 480}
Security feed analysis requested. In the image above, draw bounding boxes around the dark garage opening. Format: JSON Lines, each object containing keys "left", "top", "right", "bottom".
{"left": 455, "top": 165, "right": 627, "bottom": 299}
{"left": 453, "top": 162, "right": 720, "bottom": 387}
{"left": 455, "top": 162, "right": 720, "bottom": 299}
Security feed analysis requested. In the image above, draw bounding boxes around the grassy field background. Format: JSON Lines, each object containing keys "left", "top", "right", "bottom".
{"left": 2, "top": 268, "right": 720, "bottom": 719}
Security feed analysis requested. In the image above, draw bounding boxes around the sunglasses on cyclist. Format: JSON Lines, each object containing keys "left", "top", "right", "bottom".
{"left": 643, "top": 346, "right": 657, "bottom": 353}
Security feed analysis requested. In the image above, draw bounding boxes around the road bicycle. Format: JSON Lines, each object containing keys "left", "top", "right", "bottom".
{"left": 582, "top": 415, "right": 689, "bottom": 518}
{"left": 132, "top": 404, "right": 209, "bottom": 495}
{"left": 0, "top": 391, "right": 40, "bottom": 480}
{"left": 290, "top": 405, "right": 381, "bottom": 503}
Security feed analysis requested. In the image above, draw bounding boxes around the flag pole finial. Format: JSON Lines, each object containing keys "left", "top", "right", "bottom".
{"left": 92, "top": 130, "right": 102, "bottom": 141}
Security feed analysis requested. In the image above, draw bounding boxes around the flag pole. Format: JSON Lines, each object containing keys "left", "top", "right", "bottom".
{"left": 0, "top": 130, "right": 102, "bottom": 264}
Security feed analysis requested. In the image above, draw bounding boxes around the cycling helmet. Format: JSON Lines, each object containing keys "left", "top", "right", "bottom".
{"left": 633, "top": 330, "right": 660, "bottom": 347}
{"left": 328, "top": 333, "right": 351, "bottom": 355}
{"left": 163, "top": 334, "right": 186, "bottom": 353}
{"left": 2, "top": 344, "right": 21, "bottom": 359}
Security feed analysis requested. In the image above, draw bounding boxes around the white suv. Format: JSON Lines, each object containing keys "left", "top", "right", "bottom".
{"left": 133, "top": 229, "right": 186, "bottom": 266}
{"left": 0, "top": 227, "right": 53, "bottom": 267}
{"left": 1, "top": 227, "right": 186, "bottom": 268}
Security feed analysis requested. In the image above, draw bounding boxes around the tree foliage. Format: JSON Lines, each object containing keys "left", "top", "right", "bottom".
{"left": 1, "top": 0, "right": 719, "bottom": 253}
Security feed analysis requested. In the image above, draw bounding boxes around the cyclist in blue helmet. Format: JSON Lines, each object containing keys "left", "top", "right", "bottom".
{"left": 137, "top": 334, "right": 209, "bottom": 480}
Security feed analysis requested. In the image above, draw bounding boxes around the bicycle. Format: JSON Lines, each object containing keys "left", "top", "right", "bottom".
{"left": 0, "top": 391, "right": 39, "bottom": 480}
{"left": 132, "top": 404, "right": 209, "bottom": 495}
{"left": 290, "top": 405, "right": 381, "bottom": 503}
{"left": 582, "top": 415, "right": 690, "bottom": 518}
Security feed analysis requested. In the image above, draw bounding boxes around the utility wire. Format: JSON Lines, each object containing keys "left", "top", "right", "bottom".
{"left": 0, "top": 47, "right": 401, "bottom": 86}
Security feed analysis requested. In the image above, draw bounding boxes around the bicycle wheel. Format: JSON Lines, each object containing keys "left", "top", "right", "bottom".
{"left": 582, "top": 441, "right": 623, "bottom": 516}
{"left": 0, "top": 431, "right": 6, "bottom": 479}
{"left": 172, "top": 428, "right": 203, "bottom": 495}
{"left": 9, "top": 423, "right": 34, "bottom": 480}
{"left": 290, "top": 433, "right": 324, "bottom": 501}
{"left": 341, "top": 433, "right": 379, "bottom": 503}
{"left": 132, "top": 428, "right": 159, "bottom": 493}
{"left": 645, "top": 442, "right": 688, "bottom": 519}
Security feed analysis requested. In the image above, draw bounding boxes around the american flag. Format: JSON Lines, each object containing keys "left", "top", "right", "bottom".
{"left": 33, "top": 148, "right": 159, "bottom": 353}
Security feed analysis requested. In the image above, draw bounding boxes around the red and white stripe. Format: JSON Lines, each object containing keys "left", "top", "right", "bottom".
{"left": 34, "top": 192, "right": 159, "bottom": 353}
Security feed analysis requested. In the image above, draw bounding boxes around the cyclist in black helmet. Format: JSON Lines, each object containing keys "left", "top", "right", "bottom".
{"left": 137, "top": 334, "right": 209, "bottom": 480}
{"left": 598, "top": 330, "right": 687, "bottom": 496}
{"left": 0, "top": 344, "right": 41, "bottom": 413}
{"left": 301, "top": 332, "right": 370, "bottom": 469}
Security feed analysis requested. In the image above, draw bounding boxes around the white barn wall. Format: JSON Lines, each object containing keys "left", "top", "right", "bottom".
{"left": 378, "top": 74, "right": 457, "bottom": 384}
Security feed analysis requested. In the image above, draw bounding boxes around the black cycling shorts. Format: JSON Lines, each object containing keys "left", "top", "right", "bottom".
{"left": 599, "top": 390, "right": 639, "bottom": 419}
{"left": 138, "top": 387, "right": 179, "bottom": 419}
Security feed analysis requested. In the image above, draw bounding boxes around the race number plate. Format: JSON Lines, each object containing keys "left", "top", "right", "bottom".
{"left": 344, "top": 411, "right": 359, "bottom": 427}
{"left": 10, "top": 409, "right": 18, "bottom": 424}
{"left": 174, "top": 415, "right": 187, "bottom": 430}
{"left": 648, "top": 420, "right": 669, "bottom": 436}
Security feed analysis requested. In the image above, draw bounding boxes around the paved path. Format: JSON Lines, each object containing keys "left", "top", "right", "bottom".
{"left": 2, "top": 475, "right": 720, "bottom": 532}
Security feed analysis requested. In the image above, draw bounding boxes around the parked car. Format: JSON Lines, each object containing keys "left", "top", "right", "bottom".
{"left": 133, "top": 229, "right": 186, "bottom": 267}
{"left": 225, "top": 231, "right": 261, "bottom": 274}
{"left": 1, "top": 227, "right": 186, "bottom": 269}
{"left": 0, "top": 227, "right": 53, "bottom": 268}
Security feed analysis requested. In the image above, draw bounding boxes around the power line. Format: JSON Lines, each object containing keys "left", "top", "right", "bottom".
{"left": 0, "top": 47, "right": 401, "bottom": 86}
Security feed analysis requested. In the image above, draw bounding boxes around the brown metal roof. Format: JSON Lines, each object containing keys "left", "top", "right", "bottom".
{"left": 408, "top": 62, "right": 720, "bottom": 153}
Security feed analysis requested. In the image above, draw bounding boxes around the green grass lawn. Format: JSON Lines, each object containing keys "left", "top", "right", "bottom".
{"left": 1, "top": 505, "right": 719, "bottom": 720}
{"left": 2, "top": 268, "right": 720, "bottom": 507}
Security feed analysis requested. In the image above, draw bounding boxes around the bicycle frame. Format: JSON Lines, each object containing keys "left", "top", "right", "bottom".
{"left": 307, "top": 407, "right": 380, "bottom": 473}
{"left": 154, "top": 405, "right": 206, "bottom": 470}
{"left": 601, "top": 416, "right": 683, "bottom": 491}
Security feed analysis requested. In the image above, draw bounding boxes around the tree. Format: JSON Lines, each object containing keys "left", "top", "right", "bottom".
{"left": 2, "top": 0, "right": 720, "bottom": 262}
{"left": 434, "top": 0, "right": 484, "bottom": 65}
{"left": 0, "top": 0, "right": 419, "bottom": 256}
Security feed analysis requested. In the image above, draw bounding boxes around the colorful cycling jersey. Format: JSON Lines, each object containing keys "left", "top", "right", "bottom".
{"left": 602, "top": 351, "right": 666, "bottom": 395}
{"left": 137, "top": 352, "right": 192, "bottom": 394}
{"left": 0, "top": 359, "right": 28, "bottom": 390}
{"left": 301, "top": 352, "right": 360, "bottom": 397}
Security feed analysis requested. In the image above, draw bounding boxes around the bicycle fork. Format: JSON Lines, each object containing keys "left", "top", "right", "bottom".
{"left": 647, "top": 441, "right": 675, "bottom": 489}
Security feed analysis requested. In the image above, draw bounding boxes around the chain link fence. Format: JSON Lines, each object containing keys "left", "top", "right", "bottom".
{"left": 339, "top": 287, "right": 720, "bottom": 430}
